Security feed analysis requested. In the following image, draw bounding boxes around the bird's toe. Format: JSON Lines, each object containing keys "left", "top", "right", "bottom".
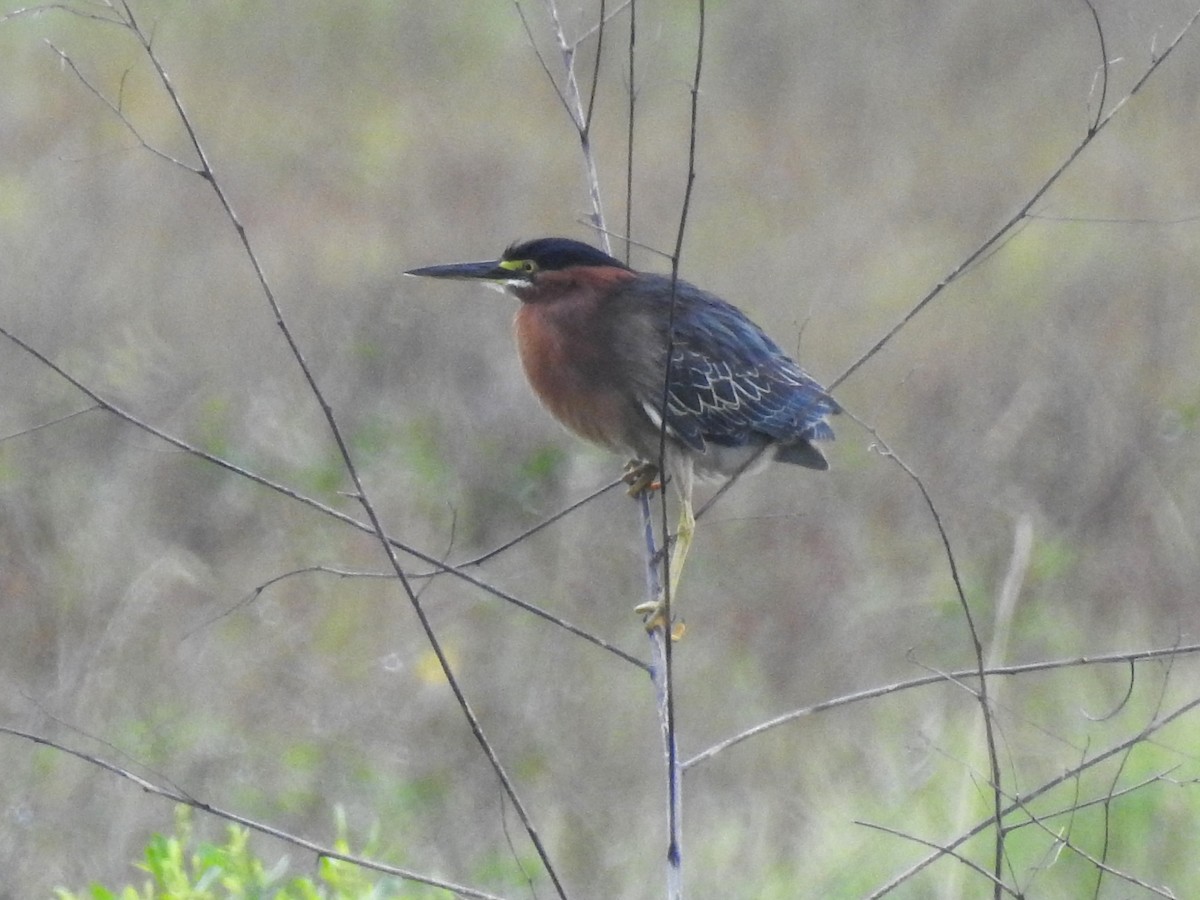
{"left": 622, "top": 459, "right": 662, "bottom": 496}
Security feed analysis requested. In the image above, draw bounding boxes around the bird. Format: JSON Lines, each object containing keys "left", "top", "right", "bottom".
{"left": 405, "top": 237, "right": 838, "bottom": 625}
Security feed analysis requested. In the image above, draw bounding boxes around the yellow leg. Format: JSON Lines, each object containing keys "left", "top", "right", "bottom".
{"left": 667, "top": 493, "right": 695, "bottom": 601}
{"left": 668, "top": 459, "right": 695, "bottom": 600}
{"left": 636, "top": 461, "right": 694, "bottom": 638}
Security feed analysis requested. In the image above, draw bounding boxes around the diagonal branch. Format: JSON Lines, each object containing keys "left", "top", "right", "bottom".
{"left": 45, "top": 38, "right": 199, "bottom": 171}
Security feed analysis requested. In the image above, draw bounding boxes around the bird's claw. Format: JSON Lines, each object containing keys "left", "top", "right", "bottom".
{"left": 622, "top": 460, "right": 662, "bottom": 497}
{"left": 634, "top": 596, "right": 686, "bottom": 640}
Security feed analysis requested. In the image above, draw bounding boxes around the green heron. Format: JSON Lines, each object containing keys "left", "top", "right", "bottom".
{"left": 405, "top": 237, "right": 838, "bottom": 617}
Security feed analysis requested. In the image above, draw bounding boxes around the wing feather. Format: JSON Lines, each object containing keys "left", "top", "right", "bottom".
{"left": 625, "top": 275, "right": 838, "bottom": 453}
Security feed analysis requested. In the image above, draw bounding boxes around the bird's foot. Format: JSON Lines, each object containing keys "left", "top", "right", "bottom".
{"left": 622, "top": 460, "right": 662, "bottom": 497}
{"left": 634, "top": 595, "right": 687, "bottom": 640}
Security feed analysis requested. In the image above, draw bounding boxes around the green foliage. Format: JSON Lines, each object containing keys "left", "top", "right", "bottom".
{"left": 54, "top": 806, "right": 419, "bottom": 900}
{"left": 517, "top": 445, "right": 566, "bottom": 483}
{"left": 196, "top": 396, "right": 233, "bottom": 459}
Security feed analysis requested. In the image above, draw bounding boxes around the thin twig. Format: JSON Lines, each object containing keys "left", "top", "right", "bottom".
{"left": 2, "top": 2, "right": 122, "bottom": 26}
{"left": 1005, "top": 768, "right": 1185, "bottom": 835}
{"left": 44, "top": 39, "right": 199, "bottom": 172}
{"left": 652, "top": 5, "right": 704, "bottom": 894}
{"left": 574, "top": 0, "right": 633, "bottom": 45}
{"left": 637, "top": 489, "right": 680, "bottom": 891}
{"left": 582, "top": 0, "right": 605, "bottom": 133}
{"left": 1078, "top": 0, "right": 1108, "bottom": 132}
{"left": 411, "top": 477, "right": 626, "bottom": 573}
{"left": 1027, "top": 211, "right": 1200, "bottom": 224}
{"left": 540, "top": 0, "right": 607, "bottom": 235}
{"left": 1093, "top": 652, "right": 1176, "bottom": 898}
{"left": 623, "top": 0, "right": 636, "bottom": 264}
{"left": 512, "top": 1, "right": 574, "bottom": 121}
{"left": 0, "top": 404, "right": 98, "bottom": 442}
{"left": 1081, "top": 659, "right": 1135, "bottom": 722}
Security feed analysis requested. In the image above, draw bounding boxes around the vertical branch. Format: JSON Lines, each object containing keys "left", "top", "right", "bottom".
{"left": 523, "top": 2, "right": 679, "bottom": 893}
{"left": 652, "top": 2, "right": 705, "bottom": 896}
{"left": 623, "top": 0, "right": 637, "bottom": 263}
{"left": 583, "top": 0, "right": 607, "bottom": 131}
{"left": 637, "top": 488, "right": 680, "bottom": 893}
{"left": 541, "top": 0, "right": 608, "bottom": 242}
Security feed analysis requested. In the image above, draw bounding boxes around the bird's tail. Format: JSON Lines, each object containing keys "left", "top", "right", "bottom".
{"left": 775, "top": 440, "right": 830, "bottom": 470}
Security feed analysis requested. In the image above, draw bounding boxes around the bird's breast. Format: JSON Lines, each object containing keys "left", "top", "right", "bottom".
{"left": 513, "top": 300, "right": 636, "bottom": 452}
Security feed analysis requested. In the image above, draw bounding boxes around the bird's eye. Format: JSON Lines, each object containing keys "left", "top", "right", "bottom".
{"left": 521, "top": 260, "right": 538, "bottom": 273}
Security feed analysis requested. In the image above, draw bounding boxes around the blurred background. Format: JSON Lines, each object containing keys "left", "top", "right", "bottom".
{"left": 1, "top": 0, "right": 1199, "bottom": 896}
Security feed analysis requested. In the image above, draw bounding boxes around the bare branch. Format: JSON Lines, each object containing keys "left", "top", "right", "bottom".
{"left": 582, "top": 0, "right": 605, "bottom": 132}
{"left": 412, "top": 477, "right": 626, "bottom": 572}
{"left": 0, "top": 404, "right": 98, "bottom": 442}
{"left": 538, "top": 0, "right": 608, "bottom": 239}
{"left": 1077, "top": 0, "right": 1108, "bottom": 131}
{"left": 650, "top": 5, "right": 705, "bottom": 893}
{"left": 512, "top": 1, "right": 574, "bottom": 121}
{"left": 44, "top": 39, "right": 199, "bottom": 172}
{"left": 1092, "top": 651, "right": 1178, "bottom": 896}
{"left": 1081, "top": 658, "right": 1136, "bottom": 722}
{"left": 623, "top": 0, "right": 637, "bottom": 264}
{"left": 2, "top": 2, "right": 122, "bottom": 26}
{"left": 574, "top": 0, "right": 632, "bottom": 46}
{"left": 1008, "top": 768, "right": 1185, "bottom": 829}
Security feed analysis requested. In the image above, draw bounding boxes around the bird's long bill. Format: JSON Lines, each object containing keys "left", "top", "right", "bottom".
{"left": 404, "top": 260, "right": 507, "bottom": 280}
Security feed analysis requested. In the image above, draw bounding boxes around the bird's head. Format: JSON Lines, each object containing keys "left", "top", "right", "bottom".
{"left": 405, "top": 237, "right": 631, "bottom": 298}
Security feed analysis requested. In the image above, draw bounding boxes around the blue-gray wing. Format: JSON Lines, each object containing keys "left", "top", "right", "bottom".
{"left": 645, "top": 281, "right": 838, "bottom": 453}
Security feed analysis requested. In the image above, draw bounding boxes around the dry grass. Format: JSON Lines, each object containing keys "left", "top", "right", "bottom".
{"left": 2, "top": 1, "right": 1199, "bottom": 896}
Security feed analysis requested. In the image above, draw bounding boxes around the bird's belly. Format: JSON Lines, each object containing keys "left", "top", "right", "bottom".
{"left": 688, "top": 442, "right": 774, "bottom": 480}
